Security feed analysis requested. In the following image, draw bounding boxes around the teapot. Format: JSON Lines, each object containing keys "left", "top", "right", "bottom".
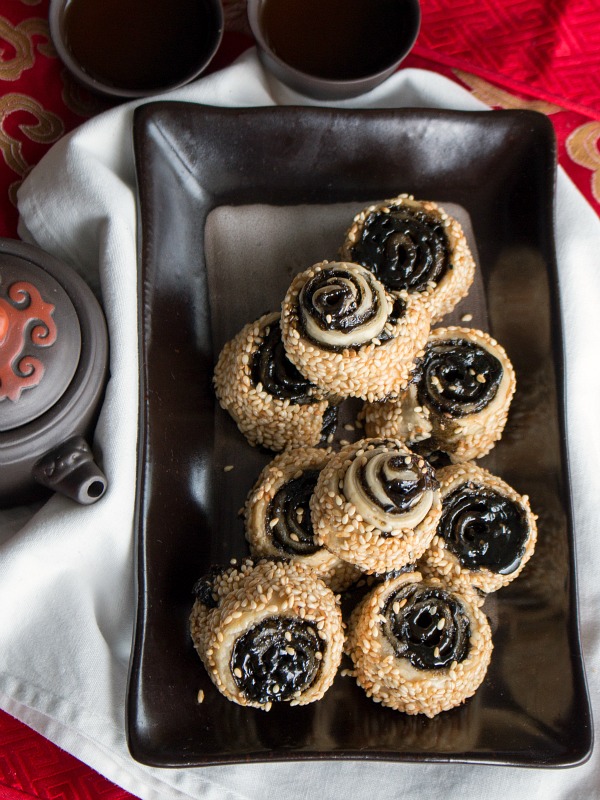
{"left": 0, "top": 239, "right": 108, "bottom": 506}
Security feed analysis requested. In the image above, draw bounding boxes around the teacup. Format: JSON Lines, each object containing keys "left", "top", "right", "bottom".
{"left": 49, "top": 0, "right": 224, "bottom": 99}
{"left": 247, "top": 0, "right": 421, "bottom": 100}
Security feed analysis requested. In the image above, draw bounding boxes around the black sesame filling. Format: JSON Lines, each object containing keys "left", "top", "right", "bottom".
{"left": 382, "top": 584, "right": 471, "bottom": 670}
{"left": 410, "top": 440, "right": 453, "bottom": 468}
{"left": 417, "top": 338, "right": 503, "bottom": 417}
{"left": 192, "top": 567, "right": 226, "bottom": 608}
{"left": 231, "top": 616, "right": 324, "bottom": 703}
{"left": 320, "top": 404, "right": 339, "bottom": 442}
{"left": 302, "top": 268, "right": 376, "bottom": 332}
{"left": 350, "top": 207, "right": 450, "bottom": 294}
{"left": 252, "top": 320, "right": 318, "bottom": 404}
{"left": 439, "top": 481, "right": 529, "bottom": 575}
{"left": 298, "top": 267, "right": 394, "bottom": 351}
{"left": 267, "top": 470, "right": 320, "bottom": 555}
{"left": 358, "top": 452, "right": 438, "bottom": 515}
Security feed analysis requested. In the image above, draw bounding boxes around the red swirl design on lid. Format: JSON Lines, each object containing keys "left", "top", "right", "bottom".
{"left": 0, "top": 280, "right": 57, "bottom": 402}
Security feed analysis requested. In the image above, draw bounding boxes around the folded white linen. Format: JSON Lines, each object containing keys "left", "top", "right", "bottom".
{"left": 1, "top": 49, "right": 598, "bottom": 800}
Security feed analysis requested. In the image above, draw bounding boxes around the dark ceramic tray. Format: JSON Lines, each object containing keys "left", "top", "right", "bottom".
{"left": 128, "top": 103, "right": 592, "bottom": 768}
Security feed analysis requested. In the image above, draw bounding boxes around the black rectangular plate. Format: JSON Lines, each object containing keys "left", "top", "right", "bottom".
{"left": 128, "top": 103, "right": 592, "bottom": 768}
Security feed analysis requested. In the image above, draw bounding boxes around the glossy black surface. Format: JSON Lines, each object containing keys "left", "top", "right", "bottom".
{"left": 252, "top": 319, "right": 316, "bottom": 403}
{"left": 231, "top": 616, "right": 324, "bottom": 704}
{"left": 128, "top": 103, "right": 592, "bottom": 768}
{"left": 268, "top": 470, "right": 320, "bottom": 555}
{"left": 418, "top": 338, "right": 503, "bottom": 417}
{"left": 350, "top": 205, "right": 450, "bottom": 293}
{"left": 439, "top": 482, "right": 530, "bottom": 575}
{"left": 382, "top": 583, "right": 471, "bottom": 670}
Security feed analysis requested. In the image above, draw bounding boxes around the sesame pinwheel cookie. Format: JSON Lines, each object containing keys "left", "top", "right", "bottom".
{"left": 310, "top": 438, "right": 442, "bottom": 574}
{"left": 214, "top": 312, "right": 338, "bottom": 452}
{"left": 340, "top": 195, "right": 475, "bottom": 323}
{"left": 244, "top": 446, "right": 361, "bottom": 592}
{"left": 419, "top": 463, "right": 537, "bottom": 598}
{"left": 346, "top": 571, "right": 493, "bottom": 717}
{"left": 190, "top": 559, "right": 344, "bottom": 710}
{"left": 364, "top": 327, "right": 516, "bottom": 463}
{"left": 280, "top": 261, "right": 430, "bottom": 403}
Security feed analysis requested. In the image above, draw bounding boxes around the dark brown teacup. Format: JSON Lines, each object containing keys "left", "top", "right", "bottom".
{"left": 247, "top": 0, "right": 421, "bottom": 100}
{"left": 49, "top": 0, "right": 224, "bottom": 99}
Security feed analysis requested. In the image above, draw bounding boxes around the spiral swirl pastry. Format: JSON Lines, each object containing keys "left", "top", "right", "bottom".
{"left": 419, "top": 463, "right": 537, "bottom": 596}
{"left": 281, "top": 262, "right": 431, "bottom": 402}
{"left": 440, "top": 483, "right": 529, "bottom": 574}
{"left": 347, "top": 206, "right": 449, "bottom": 294}
{"left": 418, "top": 339, "right": 502, "bottom": 417}
{"left": 252, "top": 320, "right": 317, "bottom": 403}
{"left": 340, "top": 195, "right": 476, "bottom": 322}
{"left": 363, "top": 327, "right": 516, "bottom": 463}
{"left": 190, "top": 559, "right": 344, "bottom": 709}
{"left": 245, "top": 447, "right": 361, "bottom": 592}
{"left": 346, "top": 572, "right": 493, "bottom": 716}
{"left": 311, "top": 438, "right": 442, "bottom": 574}
{"left": 268, "top": 469, "right": 320, "bottom": 555}
{"left": 230, "top": 616, "right": 324, "bottom": 704}
{"left": 299, "top": 263, "right": 390, "bottom": 348}
{"left": 214, "top": 312, "right": 338, "bottom": 452}
{"left": 382, "top": 582, "right": 470, "bottom": 670}
{"left": 343, "top": 446, "right": 438, "bottom": 533}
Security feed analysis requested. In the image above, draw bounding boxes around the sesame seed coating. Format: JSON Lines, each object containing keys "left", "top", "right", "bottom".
{"left": 189, "top": 559, "right": 345, "bottom": 710}
{"left": 339, "top": 195, "right": 476, "bottom": 323}
{"left": 244, "top": 446, "right": 361, "bottom": 592}
{"left": 345, "top": 572, "right": 493, "bottom": 717}
{"left": 363, "top": 327, "right": 516, "bottom": 463}
{"left": 214, "top": 312, "right": 337, "bottom": 452}
{"left": 280, "top": 262, "right": 431, "bottom": 403}
{"left": 310, "top": 438, "right": 442, "bottom": 574}
{"left": 418, "top": 462, "right": 538, "bottom": 597}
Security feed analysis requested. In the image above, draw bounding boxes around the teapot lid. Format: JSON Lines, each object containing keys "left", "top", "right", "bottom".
{"left": 0, "top": 252, "right": 81, "bottom": 432}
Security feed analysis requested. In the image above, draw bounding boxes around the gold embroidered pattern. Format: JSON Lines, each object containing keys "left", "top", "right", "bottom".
{"left": 566, "top": 122, "right": 600, "bottom": 204}
{"left": 0, "top": 16, "right": 55, "bottom": 81}
{"left": 453, "top": 70, "right": 563, "bottom": 115}
{"left": 0, "top": 93, "right": 64, "bottom": 204}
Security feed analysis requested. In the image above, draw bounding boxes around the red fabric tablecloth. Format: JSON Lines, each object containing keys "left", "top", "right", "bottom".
{"left": 0, "top": 1, "right": 598, "bottom": 798}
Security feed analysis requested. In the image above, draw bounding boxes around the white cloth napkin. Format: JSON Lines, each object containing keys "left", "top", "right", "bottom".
{"left": 1, "top": 49, "right": 599, "bottom": 800}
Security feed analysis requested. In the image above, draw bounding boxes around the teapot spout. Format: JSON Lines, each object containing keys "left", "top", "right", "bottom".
{"left": 33, "top": 435, "right": 107, "bottom": 505}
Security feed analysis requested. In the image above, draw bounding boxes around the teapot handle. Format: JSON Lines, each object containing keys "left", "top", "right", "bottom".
{"left": 32, "top": 435, "right": 107, "bottom": 505}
